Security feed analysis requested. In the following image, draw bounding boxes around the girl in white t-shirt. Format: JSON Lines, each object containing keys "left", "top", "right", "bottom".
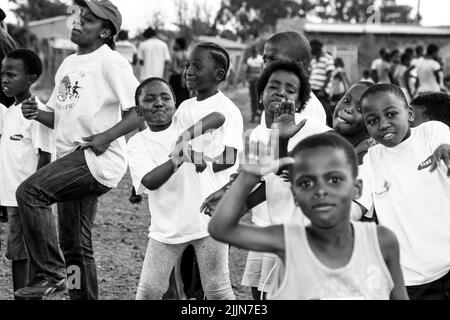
{"left": 128, "top": 77, "right": 235, "bottom": 300}
{"left": 209, "top": 132, "right": 408, "bottom": 300}
{"left": 15, "top": 0, "right": 143, "bottom": 300}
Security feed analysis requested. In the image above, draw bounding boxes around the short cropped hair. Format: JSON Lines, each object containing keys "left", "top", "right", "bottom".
{"left": 266, "top": 31, "right": 311, "bottom": 66}
{"left": 289, "top": 132, "right": 358, "bottom": 178}
{"left": 360, "top": 83, "right": 409, "bottom": 110}
{"left": 411, "top": 92, "right": 450, "bottom": 126}
{"left": 194, "top": 42, "right": 230, "bottom": 82}
{"left": 256, "top": 60, "right": 311, "bottom": 112}
{"left": 427, "top": 43, "right": 439, "bottom": 56}
{"left": 6, "top": 49, "right": 43, "bottom": 78}
{"left": 143, "top": 27, "right": 156, "bottom": 39}
{"left": 117, "top": 30, "right": 129, "bottom": 41}
{"left": 134, "top": 77, "right": 175, "bottom": 106}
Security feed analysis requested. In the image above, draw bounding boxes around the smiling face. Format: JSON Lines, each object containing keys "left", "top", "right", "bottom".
{"left": 333, "top": 84, "right": 369, "bottom": 136}
{"left": 291, "top": 146, "right": 361, "bottom": 229}
{"left": 361, "top": 92, "right": 414, "bottom": 147}
{"left": 137, "top": 80, "right": 176, "bottom": 131}
{"left": 70, "top": 5, "right": 109, "bottom": 48}
{"left": 262, "top": 70, "right": 300, "bottom": 118}
{"left": 1, "top": 58, "right": 34, "bottom": 101}
{"left": 184, "top": 47, "right": 221, "bottom": 99}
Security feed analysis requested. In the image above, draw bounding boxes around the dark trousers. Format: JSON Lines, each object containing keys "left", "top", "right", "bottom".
{"left": 407, "top": 270, "right": 450, "bottom": 300}
{"left": 16, "top": 149, "right": 111, "bottom": 300}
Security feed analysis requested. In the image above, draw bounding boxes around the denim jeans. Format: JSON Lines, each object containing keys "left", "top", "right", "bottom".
{"left": 16, "top": 149, "right": 111, "bottom": 300}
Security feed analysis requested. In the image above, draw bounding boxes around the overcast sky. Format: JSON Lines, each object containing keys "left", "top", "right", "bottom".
{"left": 0, "top": 0, "right": 448, "bottom": 35}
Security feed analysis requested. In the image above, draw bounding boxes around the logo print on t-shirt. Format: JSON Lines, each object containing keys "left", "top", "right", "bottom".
{"left": 56, "top": 72, "right": 84, "bottom": 110}
{"left": 10, "top": 134, "right": 23, "bottom": 141}
{"left": 418, "top": 155, "right": 433, "bottom": 171}
{"left": 374, "top": 180, "right": 391, "bottom": 196}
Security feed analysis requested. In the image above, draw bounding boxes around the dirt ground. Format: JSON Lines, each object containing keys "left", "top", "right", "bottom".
{"left": 0, "top": 86, "right": 258, "bottom": 300}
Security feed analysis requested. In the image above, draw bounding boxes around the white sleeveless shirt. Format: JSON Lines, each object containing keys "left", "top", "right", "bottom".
{"left": 268, "top": 222, "right": 394, "bottom": 300}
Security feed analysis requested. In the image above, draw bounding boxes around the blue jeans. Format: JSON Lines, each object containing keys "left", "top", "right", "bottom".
{"left": 16, "top": 149, "right": 111, "bottom": 300}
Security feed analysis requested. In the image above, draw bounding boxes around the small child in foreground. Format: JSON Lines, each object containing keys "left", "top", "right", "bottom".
{"left": 0, "top": 49, "right": 53, "bottom": 295}
{"left": 209, "top": 132, "right": 408, "bottom": 300}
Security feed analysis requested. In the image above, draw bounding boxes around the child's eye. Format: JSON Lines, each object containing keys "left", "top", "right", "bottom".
{"left": 366, "top": 118, "right": 377, "bottom": 125}
{"left": 296, "top": 179, "right": 312, "bottom": 188}
{"left": 329, "top": 177, "right": 343, "bottom": 184}
{"left": 356, "top": 105, "right": 361, "bottom": 113}
{"left": 387, "top": 112, "right": 398, "bottom": 117}
{"left": 343, "top": 98, "right": 350, "bottom": 104}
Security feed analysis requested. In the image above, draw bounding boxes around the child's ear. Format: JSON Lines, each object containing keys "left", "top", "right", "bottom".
{"left": 135, "top": 106, "right": 143, "bottom": 117}
{"left": 214, "top": 68, "right": 226, "bottom": 82}
{"left": 353, "top": 178, "right": 363, "bottom": 200}
{"left": 407, "top": 105, "right": 415, "bottom": 123}
{"left": 28, "top": 74, "right": 38, "bottom": 85}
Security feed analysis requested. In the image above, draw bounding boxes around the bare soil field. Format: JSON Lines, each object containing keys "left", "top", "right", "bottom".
{"left": 0, "top": 86, "right": 257, "bottom": 300}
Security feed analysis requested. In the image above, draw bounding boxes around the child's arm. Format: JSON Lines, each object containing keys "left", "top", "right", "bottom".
{"left": 430, "top": 144, "right": 450, "bottom": 176}
{"left": 37, "top": 149, "right": 51, "bottom": 170}
{"left": 81, "top": 108, "right": 145, "bottom": 156}
{"left": 209, "top": 138, "right": 294, "bottom": 258}
{"left": 208, "top": 171, "right": 284, "bottom": 257}
{"left": 176, "top": 112, "right": 225, "bottom": 145}
{"left": 22, "top": 98, "right": 55, "bottom": 129}
{"left": 140, "top": 156, "right": 184, "bottom": 191}
{"left": 211, "top": 146, "right": 237, "bottom": 173}
{"left": 377, "top": 225, "right": 409, "bottom": 300}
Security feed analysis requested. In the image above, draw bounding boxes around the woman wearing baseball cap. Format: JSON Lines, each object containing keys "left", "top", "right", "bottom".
{"left": 15, "top": 0, "right": 143, "bottom": 300}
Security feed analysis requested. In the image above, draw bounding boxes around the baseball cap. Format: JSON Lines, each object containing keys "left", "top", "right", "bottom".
{"left": 74, "top": 0, "right": 122, "bottom": 35}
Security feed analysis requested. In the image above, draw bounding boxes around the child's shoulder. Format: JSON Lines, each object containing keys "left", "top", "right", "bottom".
{"left": 375, "top": 224, "right": 399, "bottom": 261}
{"left": 415, "top": 120, "right": 448, "bottom": 133}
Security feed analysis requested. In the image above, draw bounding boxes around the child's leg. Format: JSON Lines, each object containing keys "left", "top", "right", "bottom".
{"left": 136, "top": 238, "right": 187, "bottom": 300}
{"left": 192, "top": 236, "right": 235, "bottom": 300}
{"left": 5, "top": 207, "right": 30, "bottom": 292}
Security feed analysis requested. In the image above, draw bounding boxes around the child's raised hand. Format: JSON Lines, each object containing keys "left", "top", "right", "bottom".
{"left": 21, "top": 96, "right": 39, "bottom": 120}
{"left": 239, "top": 133, "right": 295, "bottom": 177}
{"left": 272, "top": 99, "right": 307, "bottom": 139}
{"left": 430, "top": 144, "right": 450, "bottom": 176}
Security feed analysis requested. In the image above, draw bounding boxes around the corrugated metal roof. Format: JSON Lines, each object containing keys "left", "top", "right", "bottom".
{"left": 304, "top": 22, "right": 450, "bottom": 35}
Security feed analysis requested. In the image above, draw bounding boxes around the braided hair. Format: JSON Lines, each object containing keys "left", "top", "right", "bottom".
{"left": 193, "top": 42, "right": 230, "bottom": 82}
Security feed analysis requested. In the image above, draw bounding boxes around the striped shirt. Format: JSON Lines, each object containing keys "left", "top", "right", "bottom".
{"left": 310, "top": 53, "right": 335, "bottom": 91}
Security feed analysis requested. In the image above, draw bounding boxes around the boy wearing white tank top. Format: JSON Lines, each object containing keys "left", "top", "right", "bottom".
{"left": 209, "top": 132, "right": 408, "bottom": 300}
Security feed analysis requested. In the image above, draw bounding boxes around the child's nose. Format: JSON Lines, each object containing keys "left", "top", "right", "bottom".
{"left": 379, "top": 118, "right": 390, "bottom": 130}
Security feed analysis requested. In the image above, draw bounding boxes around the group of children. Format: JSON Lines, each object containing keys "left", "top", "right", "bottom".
{"left": 1, "top": 14, "right": 450, "bottom": 300}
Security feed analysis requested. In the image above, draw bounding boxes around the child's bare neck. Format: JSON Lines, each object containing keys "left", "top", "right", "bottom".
{"left": 196, "top": 88, "right": 219, "bottom": 101}
{"left": 148, "top": 121, "right": 171, "bottom": 132}
{"left": 14, "top": 91, "right": 32, "bottom": 105}
{"left": 306, "top": 221, "right": 353, "bottom": 246}
{"left": 343, "top": 131, "right": 369, "bottom": 147}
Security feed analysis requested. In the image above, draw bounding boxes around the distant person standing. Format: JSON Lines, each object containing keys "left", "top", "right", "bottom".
{"left": 138, "top": 27, "right": 171, "bottom": 81}
{"left": 116, "top": 30, "right": 137, "bottom": 66}
{"left": 0, "top": 8, "right": 17, "bottom": 107}
{"left": 329, "top": 57, "right": 350, "bottom": 112}
{"left": 169, "top": 37, "right": 190, "bottom": 108}
{"left": 309, "top": 39, "right": 335, "bottom": 126}
{"left": 416, "top": 44, "right": 444, "bottom": 94}
{"left": 370, "top": 48, "right": 386, "bottom": 84}
{"left": 377, "top": 49, "right": 392, "bottom": 84}
{"left": 246, "top": 46, "right": 264, "bottom": 122}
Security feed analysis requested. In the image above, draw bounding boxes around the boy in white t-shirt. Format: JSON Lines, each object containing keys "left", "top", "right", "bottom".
{"left": 128, "top": 77, "right": 235, "bottom": 300}
{"left": 357, "top": 83, "right": 450, "bottom": 299}
{"left": 0, "top": 49, "right": 53, "bottom": 295}
{"left": 0, "top": 103, "right": 6, "bottom": 223}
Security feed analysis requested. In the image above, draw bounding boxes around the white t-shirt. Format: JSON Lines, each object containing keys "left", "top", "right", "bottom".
{"left": 416, "top": 58, "right": 442, "bottom": 93}
{"left": 0, "top": 99, "right": 54, "bottom": 206}
{"left": 250, "top": 113, "right": 331, "bottom": 226}
{"left": 173, "top": 90, "right": 244, "bottom": 188}
{"left": 116, "top": 40, "right": 137, "bottom": 64}
{"left": 138, "top": 38, "right": 171, "bottom": 81}
{"left": 46, "top": 44, "right": 139, "bottom": 188}
{"left": 128, "top": 125, "right": 213, "bottom": 244}
{"left": 0, "top": 103, "right": 6, "bottom": 135}
{"left": 371, "top": 57, "right": 383, "bottom": 71}
{"left": 357, "top": 121, "right": 450, "bottom": 286}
